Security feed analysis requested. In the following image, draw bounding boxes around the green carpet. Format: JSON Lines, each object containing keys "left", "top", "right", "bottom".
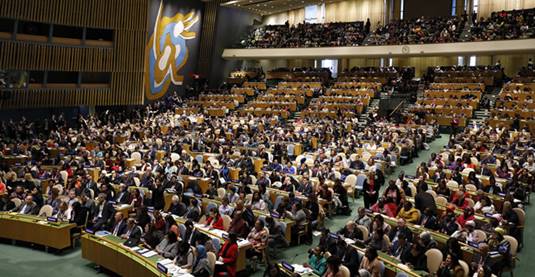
{"left": 0, "top": 134, "right": 532, "bottom": 276}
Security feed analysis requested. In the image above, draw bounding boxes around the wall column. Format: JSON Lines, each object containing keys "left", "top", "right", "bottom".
{"left": 197, "top": 0, "right": 223, "bottom": 78}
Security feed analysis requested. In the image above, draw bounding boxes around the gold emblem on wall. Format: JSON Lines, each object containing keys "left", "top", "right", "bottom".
{"left": 144, "top": 0, "right": 199, "bottom": 100}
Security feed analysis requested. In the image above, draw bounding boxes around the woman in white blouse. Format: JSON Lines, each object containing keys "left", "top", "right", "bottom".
{"left": 473, "top": 195, "right": 495, "bottom": 214}
{"left": 246, "top": 191, "right": 267, "bottom": 212}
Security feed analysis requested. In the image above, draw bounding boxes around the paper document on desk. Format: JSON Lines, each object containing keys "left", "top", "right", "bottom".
{"left": 344, "top": 238, "right": 355, "bottom": 245}
{"left": 159, "top": 258, "right": 174, "bottom": 266}
{"left": 95, "top": 231, "right": 111, "bottom": 237}
{"left": 237, "top": 239, "right": 251, "bottom": 247}
{"left": 142, "top": 250, "right": 158, "bottom": 257}
{"left": 171, "top": 267, "right": 194, "bottom": 277}
{"left": 136, "top": 248, "right": 150, "bottom": 254}
{"left": 210, "top": 229, "right": 226, "bottom": 237}
{"left": 293, "top": 264, "right": 312, "bottom": 274}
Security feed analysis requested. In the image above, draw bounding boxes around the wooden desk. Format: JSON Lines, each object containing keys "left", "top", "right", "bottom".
{"left": 0, "top": 155, "right": 29, "bottom": 166}
{"left": 350, "top": 243, "right": 426, "bottom": 277}
{"left": 231, "top": 87, "right": 255, "bottom": 96}
{"left": 379, "top": 213, "right": 479, "bottom": 263}
{"left": 180, "top": 175, "right": 211, "bottom": 194}
{"left": 175, "top": 107, "right": 200, "bottom": 115}
{"left": 206, "top": 108, "right": 226, "bottom": 117}
{"left": 173, "top": 216, "right": 252, "bottom": 272}
{"left": 199, "top": 198, "right": 295, "bottom": 242}
{"left": 243, "top": 82, "right": 267, "bottom": 90}
{"left": 82, "top": 234, "right": 167, "bottom": 277}
{"left": 0, "top": 212, "right": 76, "bottom": 250}
{"left": 429, "top": 83, "right": 484, "bottom": 90}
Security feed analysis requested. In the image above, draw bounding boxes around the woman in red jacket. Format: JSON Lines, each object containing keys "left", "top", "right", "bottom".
{"left": 205, "top": 207, "right": 225, "bottom": 230}
{"left": 216, "top": 232, "right": 238, "bottom": 277}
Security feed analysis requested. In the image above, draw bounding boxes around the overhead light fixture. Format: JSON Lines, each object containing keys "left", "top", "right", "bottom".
{"left": 222, "top": 0, "right": 240, "bottom": 6}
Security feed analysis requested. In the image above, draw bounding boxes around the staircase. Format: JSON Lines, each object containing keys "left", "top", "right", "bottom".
{"left": 459, "top": 20, "right": 473, "bottom": 42}
{"left": 288, "top": 111, "right": 301, "bottom": 122}
{"left": 468, "top": 108, "right": 490, "bottom": 128}
{"left": 369, "top": 99, "right": 381, "bottom": 111}
{"left": 356, "top": 98, "right": 381, "bottom": 125}
{"left": 416, "top": 83, "right": 426, "bottom": 98}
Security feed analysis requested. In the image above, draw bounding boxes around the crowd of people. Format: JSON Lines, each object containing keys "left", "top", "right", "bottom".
{"left": 467, "top": 9, "right": 535, "bottom": 41}
{"left": 240, "top": 8, "right": 535, "bottom": 49}
{"left": 299, "top": 124, "right": 532, "bottom": 277}
{"left": 242, "top": 20, "right": 369, "bottom": 48}
{"left": 0, "top": 63, "right": 533, "bottom": 277}
{"left": 0, "top": 81, "right": 438, "bottom": 276}
{"left": 365, "top": 16, "right": 466, "bottom": 46}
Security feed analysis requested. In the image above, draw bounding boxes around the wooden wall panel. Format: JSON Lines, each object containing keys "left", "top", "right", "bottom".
{"left": 0, "top": 41, "right": 114, "bottom": 72}
{"left": 0, "top": 0, "right": 149, "bottom": 109}
{"left": 0, "top": 88, "right": 112, "bottom": 109}
{"left": 198, "top": 0, "right": 222, "bottom": 77}
{"left": 0, "top": 0, "right": 147, "bottom": 30}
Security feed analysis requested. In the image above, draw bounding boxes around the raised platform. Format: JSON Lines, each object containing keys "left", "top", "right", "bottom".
{"left": 223, "top": 39, "right": 535, "bottom": 59}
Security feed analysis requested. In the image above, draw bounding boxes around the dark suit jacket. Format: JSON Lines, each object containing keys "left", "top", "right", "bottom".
{"left": 92, "top": 201, "right": 115, "bottom": 223}
{"left": 124, "top": 225, "right": 143, "bottom": 246}
{"left": 14, "top": 202, "right": 39, "bottom": 215}
{"left": 388, "top": 226, "right": 413, "bottom": 242}
{"left": 115, "top": 191, "right": 130, "bottom": 205}
{"left": 111, "top": 220, "right": 127, "bottom": 236}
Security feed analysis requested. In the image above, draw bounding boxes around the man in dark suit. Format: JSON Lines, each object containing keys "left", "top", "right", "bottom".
{"left": 479, "top": 164, "right": 493, "bottom": 177}
{"left": 115, "top": 184, "right": 130, "bottom": 204}
{"left": 110, "top": 212, "right": 127, "bottom": 236}
{"left": 91, "top": 193, "right": 115, "bottom": 230}
{"left": 414, "top": 182, "right": 436, "bottom": 214}
{"left": 122, "top": 218, "right": 142, "bottom": 246}
{"left": 388, "top": 218, "right": 413, "bottom": 243}
{"left": 176, "top": 160, "right": 189, "bottom": 175}
{"left": 12, "top": 195, "right": 39, "bottom": 215}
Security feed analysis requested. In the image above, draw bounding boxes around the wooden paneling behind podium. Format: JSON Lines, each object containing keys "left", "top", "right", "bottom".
{"left": 0, "top": 0, "right": 147, "bottom": 108}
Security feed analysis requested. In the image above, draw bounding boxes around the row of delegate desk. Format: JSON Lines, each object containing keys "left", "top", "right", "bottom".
{"left": 82, "top": 215, "right": 253, "bottom": 275}
{"left": 0, "top": 209, "right": 492, "bottom": 277}
{"left": 0, "top": 210, "right": 252, "bottom": 276}
{"left": 0, "top": 212, "right": 77, "bottom": 250}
